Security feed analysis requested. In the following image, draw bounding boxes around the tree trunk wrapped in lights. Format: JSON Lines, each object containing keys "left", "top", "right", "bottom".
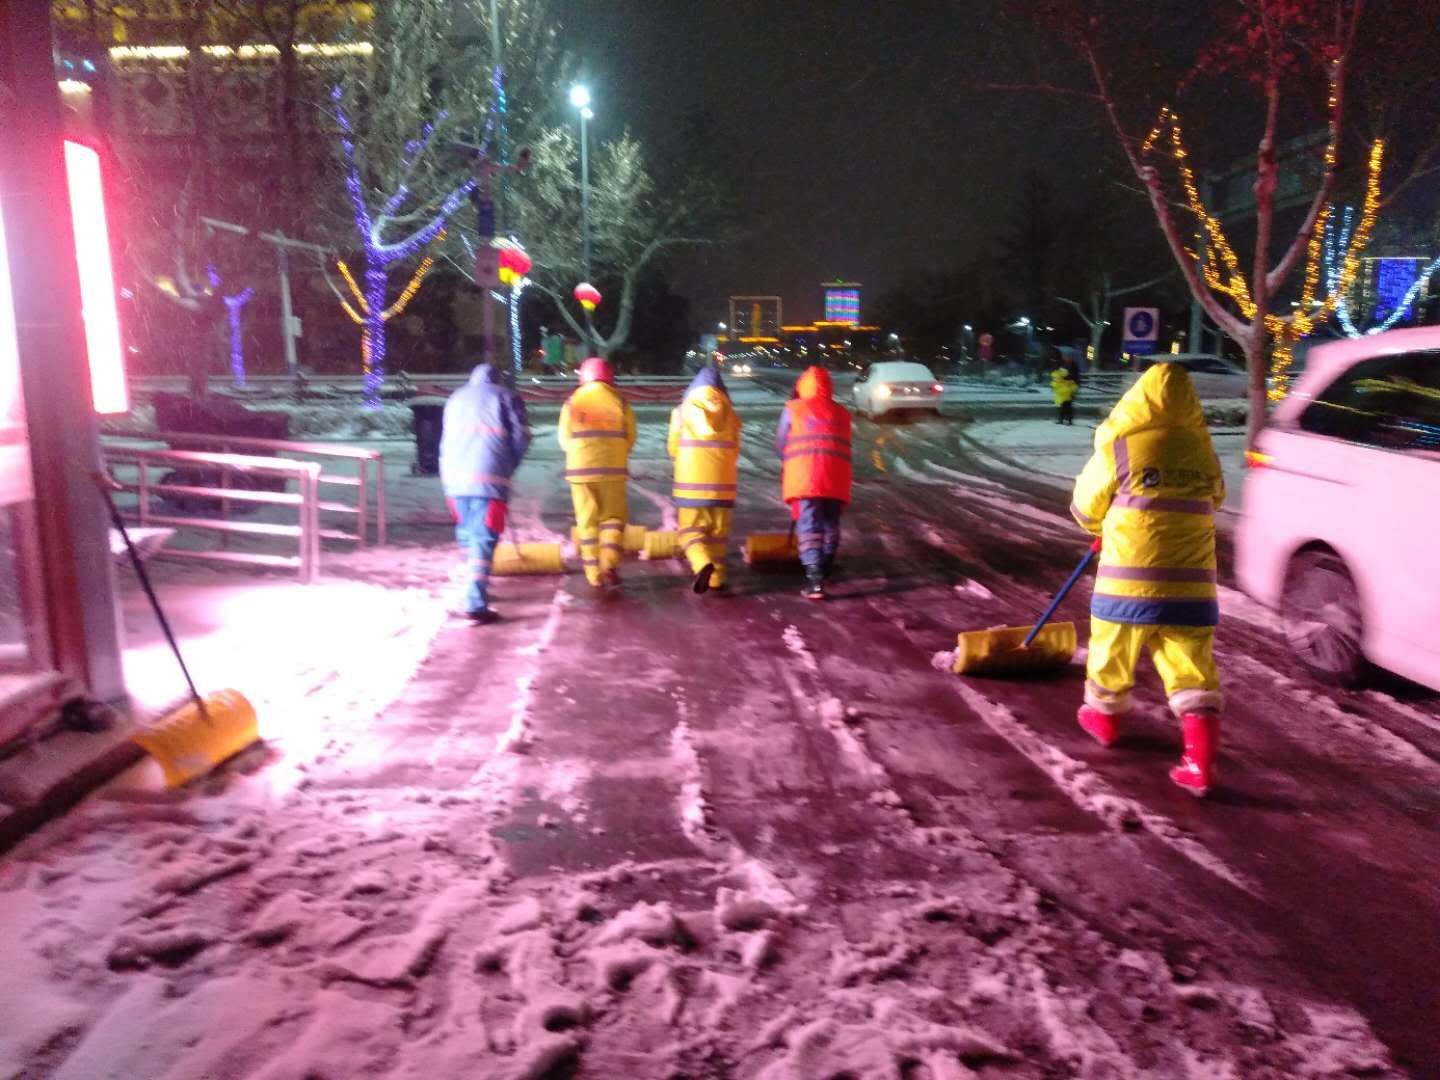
{"left": 333, "top": 90, "right": 476, "bottom": 406}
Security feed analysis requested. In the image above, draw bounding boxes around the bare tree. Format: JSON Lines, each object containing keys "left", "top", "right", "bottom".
{"left": 1058, "top": 269, "right": 1172, "bottom": 369}
{"left": 507, "top": 126, "right": 727, "bottom": 359}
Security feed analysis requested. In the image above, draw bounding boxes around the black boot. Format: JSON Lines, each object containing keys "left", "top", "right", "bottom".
{"left": 821, "top": 553, "right": 837, "bottom": 581}
{"left": 692, "top": 563, "right": 715, "bottom": 595}
{"left": 802, "top": 569, "right": 826, "bottom": 600}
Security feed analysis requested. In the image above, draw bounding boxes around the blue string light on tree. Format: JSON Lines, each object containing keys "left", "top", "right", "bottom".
{"left": 206, "top": 265, "right": 254, "bottom": 388}
{"left": 333, "top": 87, "right": 481, "bottom": 408}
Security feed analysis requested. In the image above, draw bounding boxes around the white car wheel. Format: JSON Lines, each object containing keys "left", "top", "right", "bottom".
{"left": 1282, "top": 550, "right": 1366, "bottom": 686}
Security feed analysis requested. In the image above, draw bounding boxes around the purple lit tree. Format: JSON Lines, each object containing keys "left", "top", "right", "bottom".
{"left": 332, "top": 88, "right": 478, "bottom": 407}
{"left": 207, "top": 266, "right": 255, "bottom": 388}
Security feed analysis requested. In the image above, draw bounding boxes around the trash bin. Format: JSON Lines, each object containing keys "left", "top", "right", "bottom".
{"left": 409, "top": 398, "right": 446, "bottom": 476}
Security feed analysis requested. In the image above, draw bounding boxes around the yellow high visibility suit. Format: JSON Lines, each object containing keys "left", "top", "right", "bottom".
{"left": 668, "top": 368, "right": 741, "bottom": 586}
{"left": 1070, "top": 363, "right": 1225, "bottom": 717}
{"left": 559, "top": 378, "right": 637, "bottom": 585}
{"left": 1051, "top": 367, "right": 1078, "bottom": 405}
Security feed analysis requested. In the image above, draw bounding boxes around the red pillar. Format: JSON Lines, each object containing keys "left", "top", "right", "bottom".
{"left": 0, "top": 0, "right": 125, "bottom": 704}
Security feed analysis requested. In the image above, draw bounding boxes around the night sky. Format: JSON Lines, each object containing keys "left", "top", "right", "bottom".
{"left": 552, "top": 1, "right": 1110, "bottom": 325}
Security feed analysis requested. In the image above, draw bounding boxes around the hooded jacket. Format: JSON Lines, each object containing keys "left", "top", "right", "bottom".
{"left": 440, "top": 364, "right": 532, "bottom": 499}
{"left": 776, "top": 366, "right": 853, "bottom": 504}
{"left": 558, "top": 377, "right": 637, "bottom": 484}
{"left": 668, "top": 367, "right": 741, "bottom": 507}
{"left": 1071, "top": 363, "right": 1225, "bottom": 626}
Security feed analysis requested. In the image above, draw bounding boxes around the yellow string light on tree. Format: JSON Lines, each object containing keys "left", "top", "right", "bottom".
{"left": 1140, "top": 94, "right": 1385, "bottom": 402}
{"left": 335, "top": 228, "right": 446, "bottom": 326}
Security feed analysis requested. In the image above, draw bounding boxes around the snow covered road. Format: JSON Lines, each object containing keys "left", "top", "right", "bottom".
{"left": 2, "top": 397, "right": 1437, "bottom": 1078}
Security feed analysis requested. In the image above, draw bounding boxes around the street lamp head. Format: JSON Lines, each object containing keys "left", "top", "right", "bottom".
{"left": 569, "top": 85, "right": 591, "bottom": 109}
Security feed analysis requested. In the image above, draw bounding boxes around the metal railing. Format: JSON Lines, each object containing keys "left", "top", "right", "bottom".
{"left": 104, "top": 430, "right": 386, "bottom": 548}
{"left": 104, "top": 446, "right": 323, "bottom": 582}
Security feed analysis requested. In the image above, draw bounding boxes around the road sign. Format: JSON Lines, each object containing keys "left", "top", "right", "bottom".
{"left": 1123, "top": 307, "right": 1159, "bottom": 356}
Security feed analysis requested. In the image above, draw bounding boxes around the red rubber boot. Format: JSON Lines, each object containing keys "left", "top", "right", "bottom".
{"left": 1076, "top": 705, "right": 1119, "bottom": 747}
{"left": 1169, "top": 712, "right": 1220, "bottom": 797}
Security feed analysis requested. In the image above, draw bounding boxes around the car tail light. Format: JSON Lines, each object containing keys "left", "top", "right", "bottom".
{"left": 932, "top": 383, "right": 944, "bottom": 394}
{"left": 1244, "top": 450, "right": 1272, "bottom": 469}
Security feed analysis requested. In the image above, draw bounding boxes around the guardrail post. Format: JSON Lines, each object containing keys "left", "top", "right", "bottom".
{"left": 374, "top": 451, "right": 387, "bottom": 547}
{"left": 355, "top": 458, "right": 368, "bottom": 550}
{"left": 137, "top": 460, "right": 149, "bottom": 526}
{"left": 307, "top": 466, "right": 322, "bottom": 582}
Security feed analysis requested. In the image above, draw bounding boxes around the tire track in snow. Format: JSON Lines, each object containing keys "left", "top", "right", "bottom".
{"left": 778, "top": 625, "right": 907, "bottom": 811}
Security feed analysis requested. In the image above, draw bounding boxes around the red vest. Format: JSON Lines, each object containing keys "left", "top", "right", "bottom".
{"left": 781, "top": 393, "right": 853, "bottom": 503}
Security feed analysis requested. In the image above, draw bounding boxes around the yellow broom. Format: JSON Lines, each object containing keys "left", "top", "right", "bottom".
{"left": 952, "top": 539, "right": 1099, "bottom": 676}
{"left": 98, "top": 474, "right": 259, "bottom": 788}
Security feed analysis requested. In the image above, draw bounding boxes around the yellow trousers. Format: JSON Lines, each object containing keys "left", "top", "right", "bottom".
{"left": 677, "top": 507, "right": 732, "bottom": 586}
{"left": 1085, "top": 618, "right": 1222, "bottom": 717}
{"left": 570, "top": 481, "right": 628, "bottom": 586}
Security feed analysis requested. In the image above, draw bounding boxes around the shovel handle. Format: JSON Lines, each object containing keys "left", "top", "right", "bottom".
{"left": 93, "top": 471, "right": 209, "bottom": 719}
{"left": 1022, "top": 538, "right": 1101, "bottom": 649}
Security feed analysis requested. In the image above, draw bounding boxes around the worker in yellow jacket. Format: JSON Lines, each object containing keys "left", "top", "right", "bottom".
{"left": 559, "top": 357, "right": 637, "bottom": 591}
{"left": 1070, "top": 362, "right": 1225, "bottom": 796}
{"left": 668, "top": 365, "right": 741, "bottom": 594}
{"left": 1050, "top": 359, "right": 1078, "bottom": 425}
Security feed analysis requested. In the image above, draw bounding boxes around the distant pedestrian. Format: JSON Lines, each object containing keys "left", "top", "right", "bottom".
{"left": 1070, "top": 362, "right": 1225, "bottom": 796}
{"left": 776, "top": 365, "right": 853, "bottom": 601}
{"left": 440, "top": 362, "right": 531, "bottom": 624}
{"left": 669, "top": 365, "right": 742, "bottom": 595}
{"left": 1050, "top": 353, "right": 1078, "bottom": 426}
{"left": 559, "top": 357, "right": 636, "bottom": 593}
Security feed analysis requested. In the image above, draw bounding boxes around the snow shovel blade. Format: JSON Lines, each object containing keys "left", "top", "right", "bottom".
{"left": 131, "top": 689, "right": 259, "bottom": 788}
{"left": 641, "top": 530, "right": 679, "bottom": 560}
{"left": 744, "top": 532, "right": 799, "bottom": 566}
{"left": 953, "top": 622, "right": 1077, "bottom": 676}
{"left": 571, "top": 524, "right": 649, "bottom": 554}
{"left": 491, "top": 541, "right": 566, "bottom": 576}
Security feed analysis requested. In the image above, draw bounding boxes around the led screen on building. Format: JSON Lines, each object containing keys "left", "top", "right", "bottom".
{"left": 823, "top": 282, "right": 861, "bottom": 326}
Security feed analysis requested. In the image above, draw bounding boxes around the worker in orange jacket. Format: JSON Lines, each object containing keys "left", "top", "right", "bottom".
{"left": 558, "top": 357, "right": 637, "bottom": 591}
{"left": 776, "top": 366, "right": 853, "bottom": 600}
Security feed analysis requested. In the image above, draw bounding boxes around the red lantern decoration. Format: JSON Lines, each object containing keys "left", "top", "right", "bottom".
{"left": 496, "top": 244, "right": 532, "bottom": 288}
{"left": 574, "top": 282, "right": 601, "bottom": 312}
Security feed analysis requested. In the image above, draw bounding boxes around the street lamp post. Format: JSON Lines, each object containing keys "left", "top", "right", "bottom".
{"left": 569, "top": 85, "right": 593, "bottom": 280}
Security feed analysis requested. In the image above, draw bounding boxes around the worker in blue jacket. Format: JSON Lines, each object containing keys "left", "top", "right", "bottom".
{"left": 440, "top": 363, "right": 531, "bottom": 623}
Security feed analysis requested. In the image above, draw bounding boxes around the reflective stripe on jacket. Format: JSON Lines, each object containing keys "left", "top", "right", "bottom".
{"left": 668, "top": 369, "right": 741, "bottom": 507}
{"left": 558, "top": 380, "right": 636, "bottom": 484}
{"left": 1071, "top": 363, "right": 1225, "bottom": 626}
{"left": 440, "top": 364, "right": 531, "bottom": 499}
{"left": 777, "top": 366, "right": 853, "bottom": 504}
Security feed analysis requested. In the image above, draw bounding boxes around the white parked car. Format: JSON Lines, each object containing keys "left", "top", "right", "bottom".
{"left": 852, "top": 361, "right": 944, "bottom": 419}
{"left": 1235, "top": 326, "right": 1440, "bottom": 689}
{"left": 1135, "top": 353, "right": 1249, "bottom": 400}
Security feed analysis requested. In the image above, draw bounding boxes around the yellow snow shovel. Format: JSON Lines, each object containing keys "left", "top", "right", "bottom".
{"left": 571, "top": 524, "right": 648, "bottom": 554}
{"left": 491, "top": 540, "right": 566, "bottom": 575}
{"left": 641, "top": 530, "right": 679, "bottom": 560}
{"left": 744, "top": 525, "right": 799, "bottom": 566}
{"left": 952, "top": 539, "right": 1099, "bottom": 677}
{"left": 97, "top": 474, "right": 259, "bottom": 788}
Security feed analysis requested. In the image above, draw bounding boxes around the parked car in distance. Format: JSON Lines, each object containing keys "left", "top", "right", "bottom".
{"left": 1134, "top": 353, "right": 1249, "bottom": 400}
{"left": 852, "top": 361, "right": 944, "bottom": 419}
{"left": 1235, "top": 326, "right": 1440, "bottom": 690}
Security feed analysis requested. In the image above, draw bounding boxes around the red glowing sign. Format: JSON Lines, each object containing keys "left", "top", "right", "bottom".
{"left": 0, "top": 201, "right": 20, "bottom": 432}
{"left": 63, "top": 141, "right": 128, "bottom": 414}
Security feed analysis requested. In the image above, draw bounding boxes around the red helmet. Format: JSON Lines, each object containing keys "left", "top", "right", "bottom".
{"left": 579, "top": 356, "right": 615, "bottom": 384}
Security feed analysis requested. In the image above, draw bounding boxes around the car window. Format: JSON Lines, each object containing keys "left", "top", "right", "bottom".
{"left": 856, "top": 367, "right": 869, "bottom": 384}
{"left": 1299, "top": 350, "right": 1440, "bottom": 452}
